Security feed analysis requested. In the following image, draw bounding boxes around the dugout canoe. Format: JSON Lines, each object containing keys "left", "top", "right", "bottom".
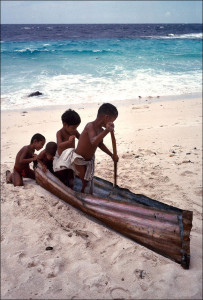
{"left": 35, "top": 164, "right": 193, "bottom": 269}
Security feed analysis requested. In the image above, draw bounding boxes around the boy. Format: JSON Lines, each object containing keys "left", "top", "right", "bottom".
{"left": 56, "top": 103, "right": 118, "bottom": 193}
{"left": 56, "top": 109, "right": 81, "bottom": 155}
{"left": 74, "top": 103, "right": 119, "bottom": 192}
{"left": 37, "top": 141, "right": 57, "bottom": 173}
{"left": 6, "top": 133, "right": 45, "bottom": 186}
{"left": 53, "top": 109, "right": 81, "bottom": 187}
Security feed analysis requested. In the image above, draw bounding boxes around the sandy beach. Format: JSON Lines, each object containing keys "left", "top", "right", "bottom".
{"left": 1, "top": 96, "right": 202, "bottom": 299}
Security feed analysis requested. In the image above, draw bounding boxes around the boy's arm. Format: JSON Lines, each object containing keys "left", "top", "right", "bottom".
{"left": 19, "top": 148, "right": 37, "bottom": 164}
{"left": 37, "top": 151, "right": 48, "bottom": 172}
{"left": 57, "top": 131, "right": 75, "bottom": 155}
{"left": 86, "top": 122, "right": 114, "bottom": 147}
{"left": 37, "top": 150, "right": 47, "bottom": 169}
{"left": 37, "top": 150, "right": 45, "bottom": 161}
{"left": 98, "top": 142, "right": 113, "bottom": 158}
{"left": 75, "top": 130, "right": 80, "bottom": 139}
{"left": 98, "top": 142, "right": 119, "bottom": 162}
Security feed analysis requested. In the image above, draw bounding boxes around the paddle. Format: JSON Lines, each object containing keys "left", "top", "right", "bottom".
{"left": 111, "top": 131, "right": 117, "bottom": 187}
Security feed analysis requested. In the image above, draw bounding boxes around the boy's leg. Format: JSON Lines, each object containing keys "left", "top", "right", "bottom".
{"left": 12, "top": 169, "right": 24, "bottom": 186}
{"left": 67, "top": 169, "right": 74, "bottom": 189}
{"left": 55, "top": 169, "right": 69, "bottom": 186}
{"left": 81, "top": 179, "right": 88, "bottom": 193}
{"left": 25, "top": 168, "right": 35, "bottom": 180}
{"left": 74, "top": 165, "right": 88, "bottom": 193}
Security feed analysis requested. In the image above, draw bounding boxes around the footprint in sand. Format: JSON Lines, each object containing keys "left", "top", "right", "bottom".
{"left": 17, "top": 251, "right": 27, "bottom": 265}
{"left": 57, "top": 204, "right": 63, "bottom": 210}
{"left": 45, "top": 232, "right": 53, "bottom": 242}
{"left": 51, "top": 200, "right": 59, "bottom": 207}
{"left": 110, "top": 287, "right": 130, "bottom": 299}
{"left": 194, "top": 188, "right": 202, "bottom": 197}
{"left": 159, "top": 176, "right": 170, "bottom": 183}
{"left": 180, "top": 170, "right": 195, "bottom": 176}
{"left": 66, "top": 222, "right": 77, "bottom": 230}
{"left": 46, "top": 258, "right": 65, "bottom": 278}
{"left": 141, "top": 251, "right": 158, "bottom": 265}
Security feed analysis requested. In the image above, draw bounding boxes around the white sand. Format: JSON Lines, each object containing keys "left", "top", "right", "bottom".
{"left": 1, "top": 96, "right": 202, "bottom": 299}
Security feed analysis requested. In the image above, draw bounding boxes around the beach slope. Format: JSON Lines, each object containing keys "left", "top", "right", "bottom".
{"left": 1, "top": 97, "right": 202, "bottom": 299}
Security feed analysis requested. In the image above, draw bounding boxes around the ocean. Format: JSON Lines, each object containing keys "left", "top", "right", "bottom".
{"left": 1, "top": 24, "right": 202, "bottom": 111}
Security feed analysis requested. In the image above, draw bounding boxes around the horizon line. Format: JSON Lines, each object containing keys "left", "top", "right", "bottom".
{"left": 1, "top": 22, "right": 202, "bottom": 25}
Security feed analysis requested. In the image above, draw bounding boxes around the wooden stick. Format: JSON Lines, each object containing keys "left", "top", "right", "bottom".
{"left": 111, "top": 131, "right": 117, "bottom": 187}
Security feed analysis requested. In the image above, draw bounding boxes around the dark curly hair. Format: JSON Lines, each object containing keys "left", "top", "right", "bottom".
{"left": 45, "top": 142, "right": 57, "bottom": 156}
{"left": 61, "top": 109, "right": 81, "bottom": 126}
{"left": 30, "top": 133, "right": 45, "bottom": 144}
{"left": 97, "top": 103, "right": 118, "bottom": 117}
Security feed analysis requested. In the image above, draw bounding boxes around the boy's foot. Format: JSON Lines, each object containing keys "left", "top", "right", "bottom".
{"left": 6, "top": 170, "right": 11, "bottom": 183}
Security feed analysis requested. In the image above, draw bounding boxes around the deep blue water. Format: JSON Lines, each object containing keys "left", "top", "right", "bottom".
{"left": 1, "top": 24, "right": 202, "bottom": 41}
{"left": 1, "top": 24, "right": 202, "bottom": 110}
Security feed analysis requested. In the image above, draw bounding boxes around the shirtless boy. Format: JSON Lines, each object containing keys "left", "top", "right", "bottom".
{"left": 6, "top": 133, "right": 45, "bottom": 186}
{"left": 53, "top": 109, "right": 81, "bottom": 187}
{"left": 56, "top": 109, "right": 81, "bottom": 156}
{"left": 37, "top": 141, "right": 57, "bottom": 173}
{"left": 74, "top": 103, "right": 119, "bottom": 193}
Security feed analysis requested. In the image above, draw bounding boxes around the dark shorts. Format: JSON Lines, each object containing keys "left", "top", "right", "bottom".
{"left": 14, "top": 166, "right": 32, "bottom": 177}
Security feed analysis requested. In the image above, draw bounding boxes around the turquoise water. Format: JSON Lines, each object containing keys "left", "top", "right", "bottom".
{"left": 1, "top": 24, "right": 202, "bottom": 110}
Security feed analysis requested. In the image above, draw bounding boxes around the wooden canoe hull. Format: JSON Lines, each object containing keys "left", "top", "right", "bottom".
{"left": 35, "top": 165, "right": 193, "bottom": 269}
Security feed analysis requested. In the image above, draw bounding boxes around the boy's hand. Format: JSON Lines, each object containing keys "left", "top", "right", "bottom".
{"left": 69, "top": 135, "right": 76, "bottom": 143}
{"left": 33, "top": 154, "right": 38, "bottom": 161}
{"left": 112, "top": 154, "right": 119, "bottom": 162}
{"left": 106, "top": 122, "right": 114, "bottom": 132}
{"left": 42, "top": 165, "right": 47, "bottom": 173}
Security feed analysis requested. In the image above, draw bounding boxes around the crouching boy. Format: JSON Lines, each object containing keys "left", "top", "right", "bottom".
{"left": 37, "top": 141, "right": 57, "bottom": 173}
{"left": 6, "top": 133, "right": 45, "bottom": 186}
